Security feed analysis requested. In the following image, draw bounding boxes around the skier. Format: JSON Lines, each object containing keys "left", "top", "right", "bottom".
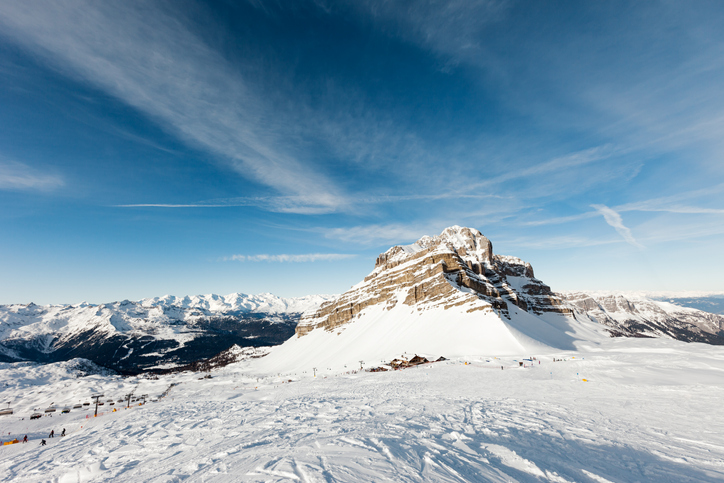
{"left": 23, "top": 435, "right": 28, "bottom": 443}
{"left": 49, "top": 430, "right": 54, "bottom": 438}
{"left": 61, "top": 428, "right": 66, "bottom": 437}
{"left": 40, "top": 439, "right": 46, "bottom": 446}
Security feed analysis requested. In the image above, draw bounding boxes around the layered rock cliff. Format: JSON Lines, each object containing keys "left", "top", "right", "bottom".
{"left": 296, "top": 226, "right": 571, "bottom": 336}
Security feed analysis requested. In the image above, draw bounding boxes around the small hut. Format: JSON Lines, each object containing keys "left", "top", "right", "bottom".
{"left": 409, "top": 355, "right": 429, "bottom": 366}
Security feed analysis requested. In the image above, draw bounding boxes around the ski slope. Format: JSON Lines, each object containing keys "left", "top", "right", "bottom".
{"left": 1, "top": 338, "right": 724, "bottom": 482}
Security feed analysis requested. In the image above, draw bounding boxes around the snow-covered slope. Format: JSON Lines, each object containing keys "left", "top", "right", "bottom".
{"left": 2, "top": 338, "right": 724, "bottom": 482}
{"left": 0, "top": 293, "right": 332, "bottom": 372}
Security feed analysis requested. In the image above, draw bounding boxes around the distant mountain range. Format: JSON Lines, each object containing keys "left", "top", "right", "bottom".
{"left": 559, "top": 293, "right": 724, "bottom": 343}
{"left": 1, "top": 227, "right": 722, "bottom": 373}
{"left": 652, "top": 295, "right": 724, "bottom": 315}
{"left": 0, "top": 293, "right": 331, "bottom": 373}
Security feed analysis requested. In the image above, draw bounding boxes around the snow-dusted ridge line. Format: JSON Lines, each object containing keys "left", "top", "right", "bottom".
{"left": 138, "top": 292, "right": 335, "bottom": 315}
{"left": 558, "top": 290, "right": 724, "bottom": 299}
{"left": 0, "top": 292, "right": 336, "bottom": 372}
{"left": 11, "top": 292, "right": 336, "bottom": 314}
{"left": 0, "top": 292, "right": 335, "bottom": 341}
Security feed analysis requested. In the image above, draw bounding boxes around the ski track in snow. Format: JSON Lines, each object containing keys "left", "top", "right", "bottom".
{"left": 1, "top": 343, "right": 724, "bottom": 482}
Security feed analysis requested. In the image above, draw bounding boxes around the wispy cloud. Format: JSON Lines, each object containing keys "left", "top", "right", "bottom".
{"left": 0, "top": 1, "right": 344, "bottom": 213}
{"left": 464, "top": 145, "right": 615, "bottom": 193}
{"left": 500, "top": 235, "right": 623, "bottom": 250}
{"left": 117, "top": 192, "right": 507, "bottom": 213}
{"left": 323, "top": 222, "right": 444, "bottom": 246}
{"left": 615, "top": 183, "right": 724, "bottom": 215}
{"left": 591, "top": 204, "right": 644, "bottom": 249}
{"left": 117, "top": 196, "right": 340, "bottom": 215}
{"left": 346, "top": 0, "right": 508, "bottom": 68}
{"left": 222, "top": 253, "right": 356, "bottom": 263}
{"left": 526, "top": 183, "right": 724, "bottom": 227}
{"left": 523, "top": 212, "right": 599, "bottom": 227}
{"left": 0, "top": 159, "right": 64, "bottom": 191}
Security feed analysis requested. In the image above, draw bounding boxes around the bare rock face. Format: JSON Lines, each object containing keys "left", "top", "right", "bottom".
{"left": 296, "top": 226, "right": 571, "bottom": 336}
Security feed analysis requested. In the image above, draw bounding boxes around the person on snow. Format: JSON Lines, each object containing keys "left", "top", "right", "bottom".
{"left": 40, "top": 439, "right": 46, "bottom": 446}
{"left": 23, "top": 435, "right": 28, "bottom": 443}
{"left": 61, "top": 428, "right": 66, "bottom": 437}
{"left": 49, "top": 430, "right": 54, "bottom": 438}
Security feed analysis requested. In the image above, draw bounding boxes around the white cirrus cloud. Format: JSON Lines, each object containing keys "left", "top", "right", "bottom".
{"left": 591, "top": 204, "right": 644, "bottom": 249}
{"left": 222, "top": 253, "right": 356, "bottom": 263}
{"left": 0, "top": 1, "right": 344, "bottom": 213}
{"left": 0, "top": 159, "right": 64, "bottom": 191}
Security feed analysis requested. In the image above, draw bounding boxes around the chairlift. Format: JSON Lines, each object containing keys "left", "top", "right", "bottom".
{"left": 44, "top": 407, "right": 56, "bottom": 413}
{"left": 0, "top": 408, "right": 13, "bottom": 416}
{"left": 83, "top": 402, "right": 90, "bottom": 406}
{"left": 30, "top": 413, "right": 42, "bottom": 420}
{"left": 109, "top": 402, "right": 115, "bottom": 406}
{"left": 73, "top": 404, "right": 82, "bottom": 409}
{"left": 61, "top": 407, "right": 71, "bottom": 414}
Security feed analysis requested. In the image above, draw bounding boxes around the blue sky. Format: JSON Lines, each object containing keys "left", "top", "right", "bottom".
{"left": 1, "top": 1, "right": 723, "bottom": 304}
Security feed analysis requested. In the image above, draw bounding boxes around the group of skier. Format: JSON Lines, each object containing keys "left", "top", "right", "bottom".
{"left": 10, "top": 428, "right": 66, "bottom": 447}
{"left": 40, "top": 428, "right": 65, "bottom": 445}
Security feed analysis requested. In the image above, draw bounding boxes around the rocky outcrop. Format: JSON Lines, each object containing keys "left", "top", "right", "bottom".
{"left": 296, "top": 226, "right": 572, "bottom": 336}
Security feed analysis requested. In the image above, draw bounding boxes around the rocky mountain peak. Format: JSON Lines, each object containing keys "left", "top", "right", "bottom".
{"left": 374, "top": 225, "right": 493, "bottom": 271}
{"left": 296, "top": 226, "right": 567, "bottom": 337}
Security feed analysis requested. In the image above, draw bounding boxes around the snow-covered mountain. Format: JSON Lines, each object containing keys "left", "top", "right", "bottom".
{"left": 0, "top": 293, "right": 331, "bottom": 373}
{"left": 559, "top": 292, "right": 724, "bottom": 343}
{"left": 255, "top": 226, "right": 597, "bottom": 373}
{"left": 254, "top": 226, "right": 723, "bottom": 374}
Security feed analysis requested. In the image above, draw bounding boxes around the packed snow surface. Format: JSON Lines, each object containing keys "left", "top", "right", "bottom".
{"left": 1, "top": 338, "right": 723, "bottom": 482}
